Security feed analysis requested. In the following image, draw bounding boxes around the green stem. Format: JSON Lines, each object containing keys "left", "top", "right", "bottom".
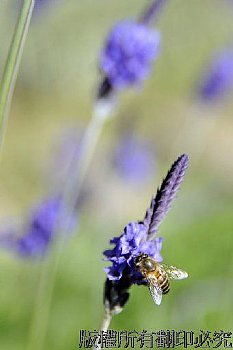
{"left": 0, "top": 0, "right": 35, "bottom": 150}
{"left": 27, "top": 231, "right": 72, "bottom": 350}
{"left": 27, "top": 100, "right": 113, "bottom": 350}
{"left": 62, "top": 101, "right": 112, "bottom": 202}
{"left": 93, "top": 310, "right": 113, "bottom": 350}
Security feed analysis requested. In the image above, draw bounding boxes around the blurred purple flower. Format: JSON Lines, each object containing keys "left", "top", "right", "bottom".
{"left": 17, "top": 0, "right": 63, "bottom": 16}
{"left": 104, "top": 154, "right": 189, "bottom": 286}
{"left": 113, "top": 135, "right": 155, "bottom": 184}
{"left": 97, "top": 0, "right": 168, "bottom": 98}
{"left": 100, "top": 20, "right": 160, "bottom": 91}
{"left": 198, "top": 49, "right": 233, "bottom": 102}
{"left": 34, "top": 0, "right": 48, "bottom": 11}
{"left": 0, "top": 196, "right": 77, "bottom": 259}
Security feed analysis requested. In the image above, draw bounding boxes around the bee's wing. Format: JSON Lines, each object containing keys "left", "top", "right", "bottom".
{"left": 146, "top": 276, "right": 163, "bottom": 306}
{"left": 161, "top": 264, "right": 188, "bottom": 280}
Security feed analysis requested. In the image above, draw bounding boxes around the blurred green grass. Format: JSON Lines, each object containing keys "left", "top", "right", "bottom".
{"left": 0, "top": 0, "right": 233, "bottom": 349}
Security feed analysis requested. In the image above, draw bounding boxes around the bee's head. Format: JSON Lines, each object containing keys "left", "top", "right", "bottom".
{"left": 134, "top": 253, "right": 148, "bottom": 267}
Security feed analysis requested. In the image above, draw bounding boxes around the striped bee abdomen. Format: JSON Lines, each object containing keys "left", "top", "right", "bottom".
{"left": 157, "top": 268, "right": 170, "bottom": 295}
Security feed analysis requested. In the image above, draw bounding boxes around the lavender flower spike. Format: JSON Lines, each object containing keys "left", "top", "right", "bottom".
{"left": 198, "top": 49, "right": 233, "bottom": 102}
{"left": 98, "top": 0, "right": 167, "bottom": 97}
{"left": 0, "top": 195, "right": 77, "bottom": 259}
{"left": 100, "top": 21, "right": 160, "bottom": 91}
{"left": 144, "top": 154, "right": 189, "bottom": 237}
{"left": 103, "top": 154, "right": 189, "bottom": 313}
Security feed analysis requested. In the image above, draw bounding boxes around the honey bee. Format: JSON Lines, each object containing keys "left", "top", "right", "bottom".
{"left": 134, "top": 253, "right": 188, "bottom": 305}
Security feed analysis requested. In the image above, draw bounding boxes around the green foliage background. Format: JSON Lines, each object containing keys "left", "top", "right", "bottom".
{"left": 0, "top": 1, "right": 233, "bottom": 349}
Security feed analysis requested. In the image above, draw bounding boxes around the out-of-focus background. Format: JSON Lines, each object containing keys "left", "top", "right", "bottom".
{"left": 0, "top": 1, "right": 233, "bottom": 349}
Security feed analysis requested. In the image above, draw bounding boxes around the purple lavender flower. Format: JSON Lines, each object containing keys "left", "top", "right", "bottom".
{"left": 113, "top": 135, "right": 155, "bottom": 184}
{"left": 103, "top": 154, "right": 189, "bottom": 312}
{"left": 0, "top": 195, "right": 77, "bottom": 258}
{"left": 100, "top": 20, "right": 160, "bottom": 91}
{"left": 98, "top": 0, "right": 167, "bottom": 97}
{"left": 198, "top": 49, "right": 233, "bottom": 102}
{"left": 104, "top": 222, "right": 163, "bottom": 282}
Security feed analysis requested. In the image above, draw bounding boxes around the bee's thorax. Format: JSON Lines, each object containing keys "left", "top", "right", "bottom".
{"left": 135, "top": 255, "right": 171, "bottom": 295}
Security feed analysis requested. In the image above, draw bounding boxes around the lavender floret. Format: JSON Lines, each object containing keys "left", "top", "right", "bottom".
{"left": 198, "top": 49, "right": 233, "bottom": 102}
{"left": 100, "top": 20, "right": 160, "bottom": 91}
{"left": 0, "top": 196, "right": 77, "bottom": 258}
{"left": 104, "top": 222, "right": 163, "bottom": 282}
{"left": 97, "top": 0, "right": 169, "bottom": 99}
{"left": 18, "top": 196, "right": 63, "bottom": 257}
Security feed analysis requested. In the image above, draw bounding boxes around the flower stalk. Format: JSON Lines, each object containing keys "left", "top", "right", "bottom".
{"left": 0, "top": 0, "right": 35, "bottom": 151}
{"left": 139, "top": 0, "right": 168, "bottom": 25}
{"left": 93, "top": 310, "right": 113, "bottom": 350}
{"left": 62, "top": 100, "right": 113, "bottom": 202}
{"left": 27, "top": 99, "right": 114, "bottom": 350}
